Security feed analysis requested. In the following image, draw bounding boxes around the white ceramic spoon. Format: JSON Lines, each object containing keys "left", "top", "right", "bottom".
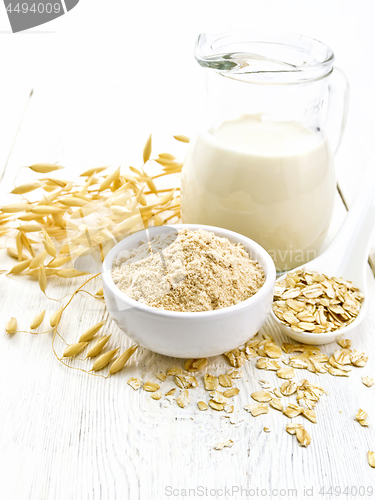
{"left": 271, "top": 164, "right": 375, "bottom": 345}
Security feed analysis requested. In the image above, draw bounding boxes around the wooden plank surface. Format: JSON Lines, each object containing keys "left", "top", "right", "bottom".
{"left": 1, "top": 86, "right": 375, "bottom": 500}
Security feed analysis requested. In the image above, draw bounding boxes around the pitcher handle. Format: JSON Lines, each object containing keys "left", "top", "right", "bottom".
{"left": 326, "top": 67, "right": 350, "bottom": 155}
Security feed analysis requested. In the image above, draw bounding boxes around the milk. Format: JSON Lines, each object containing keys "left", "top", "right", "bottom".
{"left": 181, "top": 115, "right": 335, "bottom": 271}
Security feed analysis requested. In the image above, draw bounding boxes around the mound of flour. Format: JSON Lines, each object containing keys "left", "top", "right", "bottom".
{"left": 112, "top": 229, "right": 265, "bottom": 312}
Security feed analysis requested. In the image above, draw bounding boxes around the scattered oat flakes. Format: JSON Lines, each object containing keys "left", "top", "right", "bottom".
{"left": 337, "top": 339, "right": 352, "bottom": 349}
{"left": 333, "top": 349, "right": 352, "bottom": 365}
{"left": 166, "top": 367, "right": 183, "bottom": 376}
{"left": 296, "top": 427, "right": 311, "bottom": 447}
{"left": 204, "top": 374, "right": 219, "bottom": 391}
{"left": 251, "top": 390, "right": 273, "bottom": 403}
{"left": 328, "top": 366, "right": 350, "bottom": 377}
{"left": 218, "top": 374, "right": 232, "bottom": 388}
{"left": 258, "top": 379, "right": 272, "bottom": 390}
{"left": 362, "top": 376, "right": 374, "bottom": 387}
{"left": 224, "top": 404, "right": 234, "bottom": 413}
{"left": 355, "top": 408, "right": 369, "bottom": 427}
{"left": 223, "top": 387, "right": 240, "bottom": 398}
{"left": 263, "top": 427, "right": 271, "bottom": 433}
{"left": 143, "top": 381, "right": 160, "bottom": 392}
{"left": 256, "top": 358, "right": 280, "bottom": 371}
{"left": 176, "top": 389, "right": 190, "bottom": 408}
{"left": 209, "top": 390, "right": 228, "bottom": 404}
{"left": 185, "top": 358, "right": 207, "bottom": 371}
{"left": 224, "top": 349, "right": 247, "bottom": 367}
{"left": 209, "top": 400, "right": 224, "bottom": 411}
{"left": 273, "top": 388, "right": 283, "bottom": 399}
{"left": 277, "top": 367, "right": 295, "bottom": 380}
{"left": 302, "top": 408, "right": 317, "bottom": 424}
{"left": 264, "top": 342, "right": 283, "bottom": 359}
{"left": 151, "top": 391, "right": 162, "bottom": 400}
{"left": 156, "top": 372, "right": 167, "bottom": 382}
{"left": 368, "top": 451, "right": 375, "bottom": 468}
{"left": 280, "top": 381, "right": 297, "bottom": 396}
{"left": 244, "top": 403, "right": 269, "bottom": 417}
{"left": 214, "top": 439, "right": 234, "bottom": 450}
{"left": 283, "top": 404, "right": 304, "bottom": 419}
{"left": 197, "top": 401, "right": 208, "bottom": 411}
{"left": 165, "top": 388, "right": 176, "bottom": 396}
{"left": 175, "top": 374, "right": 198, "bottom": 389}
{"left": 351, "top": 351, "right": 368, "bottom": 367}
{"left": 329, "top": 356, "right": 351, "bottom": 372}
{"left": 289, "top": 358, "right": 308, "bottom": 369}
{"left": 270, "top": 398, "right": 284, "bottom": 412}
{"left": 127, "top": 377, "right": 142, "bottom": 391}
{"left": 226, "top": 369, "right": 243, "bottom": 379}
{"left": 286, "top": 423, "right": 304, "bottom": 435}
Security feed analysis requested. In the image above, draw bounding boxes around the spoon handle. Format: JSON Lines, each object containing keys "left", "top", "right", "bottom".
{"left": 323, "top": 162, "right": 375, "bottom": 281}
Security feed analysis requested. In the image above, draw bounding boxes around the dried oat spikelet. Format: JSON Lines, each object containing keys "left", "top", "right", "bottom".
{"left": 50, "top": 306, "right": 64, "bottom": 327}
{"left": 63, "top": 342, "right": 89, "bottom": 358}
{"left": 38, "top": 265, "right": 47, "bottom": 293}
{"left": 47, "top": 256, "right": 71, "bottom": 268}
{"left": 31, "top": 205, "right": 64, "bottom": 216}
{"left": 7, "top": 247, "right": 28, "bottom": 261}
{"left": 90, "top": 348, "right": 119, "bottom": 371}
{"left": 109, "top": 345, "right": 138, "bottom": 375}
{"left": 1, "top": 203, "right": 32, "bottom": 213}
{"left": 173, "top": 135, "right": 190, "bottom": 143}
{"left": 41, "top": 229, "right": 56, "bottom": 257}
{"left": 9, "top": 259, "right": 31, "bottom": 275}
{"left": 30, "top": 310, "right": 46, "bottom": 330}
{"left": 5, "top": 317, "right": 17, "bottom": 334}
{"left": 56, "top": 269, "right": 88, "bottom": 278}
{"left": 30, "top": 251, "right": 48, "bottom": 270}
{"left": 86, "top": 335, "right": 111, "bottom": 358}
{"left": 78, "top": 321, "right": 105, "bottom": 342}
{"left": 11, "top": 181, "right": 42, "bottom": 195}
{"left": 98, "top": 167, "right": 120, "bottom": 192}
{"left": 28, "top": 163, "right": 63, "bottom": 173}
{"left": 143, "top": 134, "right": 152, "bottom": 163}
{"left": 18, "top": 223, "right": 41, "bottom": 232}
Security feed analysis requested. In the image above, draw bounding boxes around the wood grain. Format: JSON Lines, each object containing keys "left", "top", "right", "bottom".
{"left": 1, "top": 87, "right": 375, "bottom": 500}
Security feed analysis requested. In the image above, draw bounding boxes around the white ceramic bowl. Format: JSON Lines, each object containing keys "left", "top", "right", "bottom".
{"left": 102, "top": 224, "right": 276, "bottom": 358}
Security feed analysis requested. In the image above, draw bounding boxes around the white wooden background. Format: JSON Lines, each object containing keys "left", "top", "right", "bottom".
{"left": 1, "top": 2, "right": 375, "bottom": 499}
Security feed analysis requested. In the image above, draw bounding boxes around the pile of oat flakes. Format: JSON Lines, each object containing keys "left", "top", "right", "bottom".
{"left": 126, "top": 332, "right": 373, "bottom": 456}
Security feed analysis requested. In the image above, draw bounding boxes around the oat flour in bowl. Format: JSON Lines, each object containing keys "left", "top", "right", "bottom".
{"left": 112, "top": 228, "right": 265, "bottom": 312}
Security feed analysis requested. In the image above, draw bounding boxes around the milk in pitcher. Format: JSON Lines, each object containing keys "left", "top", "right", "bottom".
{"left": 181, "top": 114, "right": 335, "bottom": 271}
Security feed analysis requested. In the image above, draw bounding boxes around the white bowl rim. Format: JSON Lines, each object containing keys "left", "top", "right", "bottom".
{"left": 102, "top": 223, "right": 276, "bottom": 319}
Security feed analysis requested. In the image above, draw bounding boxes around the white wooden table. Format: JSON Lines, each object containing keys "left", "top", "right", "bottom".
{"left": 1, "top": 79, "right": 375, "bottom": 500}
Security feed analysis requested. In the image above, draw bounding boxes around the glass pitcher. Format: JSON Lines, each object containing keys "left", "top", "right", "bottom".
{"left": 181, "top": 31, "right": 348, "bottom": 272}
